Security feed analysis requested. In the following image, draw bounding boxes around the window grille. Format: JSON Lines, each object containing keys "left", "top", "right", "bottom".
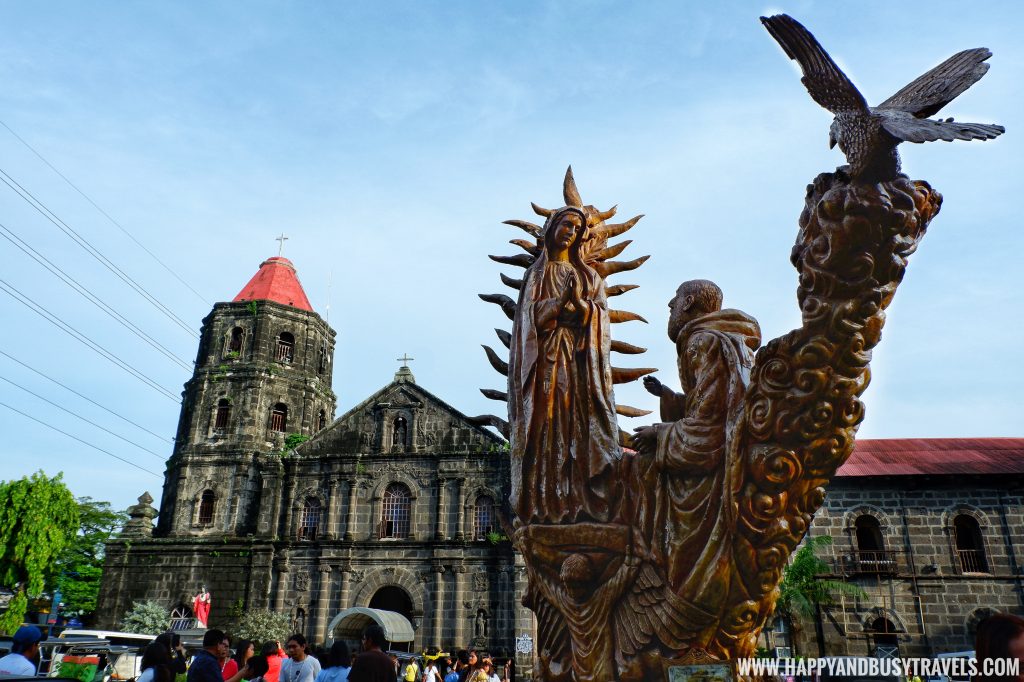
{"left": 380, "top": 483, "right": 411, "bottom": 539}
{"left": 276, "top": 332, "right": 294, "bottom": 363}
{"left": 474, "top": 496, "right": 495, "bottom": 540}
{"left": 271, "top": 404, "right": 288, "bottom": 432}
{"left": 298, "top": 498, "right": 322, "bottom": 540}
{"left": 954, "top": 514, "right": 989, "bottom": 573}
{"left": 228, "top": 327, "right": 244, "bottom": 353}
{"left": 198, "top": 490, "right": 215, "bottom": 525}
{"left": 214, "top": 399, "right": 231, "bottom": 429}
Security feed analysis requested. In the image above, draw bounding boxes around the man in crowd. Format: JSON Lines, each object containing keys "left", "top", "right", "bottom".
{"left": 0, "top": 625, "right": 43, "bottom": 676}
{"left": 188, "top": 630, "right": 230, "bottom": 682}
{"left": 401, "top": 656, "right": 418, "bottom": 682}
{"left": 457, "top": 651, "right": 477, "bottom": 682}
{"left": 348, "top": 624, "right": 395, "bottom": 682}
{"left": 280, "top": 634, "right": 321, "bottom": 682}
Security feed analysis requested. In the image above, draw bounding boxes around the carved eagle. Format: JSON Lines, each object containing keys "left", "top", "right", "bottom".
{"left": 761, "top": 13, "right": 1005, "bottom": 181}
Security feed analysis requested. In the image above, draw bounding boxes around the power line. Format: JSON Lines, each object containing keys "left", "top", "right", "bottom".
{"left": 0, "top": 119, "right": 211, "bottom": 306}
{"left": 0, "top": 222, "right": 193, "bottom": 372}
{"left": 0, "top": 167, "right": 200, "bottom": 339}
{"left": 0, "top": 399, "right": 162, "bottom": 478}
{"left": 0, "top": 277, "right": 181, "bottom": 402}
{"left": 0, "top": 348, "right": 173, "bottom": 444}
{"left": 0, "top": 374, "right": 167, "bottom": 460}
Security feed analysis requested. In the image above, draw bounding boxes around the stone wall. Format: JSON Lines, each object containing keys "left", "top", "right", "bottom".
{"left": 776, "top": 475, "right": 1024, "bottom": 657}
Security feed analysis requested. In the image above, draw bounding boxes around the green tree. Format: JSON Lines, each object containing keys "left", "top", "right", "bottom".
{"left": 776, "top": 535, "right": 866, "bottom": 655}
{"left": 232, "top": 609, "right": 291, "bottom": 645}
{"left": 121, "top": 600, "right": 170, "bottom": 635}
{"left": 49, "top": 497, "right": 127, "bottom": 618}
{"left": 0, "top": 471, "right": 80, "bottom": 634}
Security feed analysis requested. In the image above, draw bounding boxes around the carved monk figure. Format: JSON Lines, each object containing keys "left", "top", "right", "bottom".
{"left": 633, "top": 279, "right": 760, "bottom": 611}
{"left": 509, "top": 206, "right": 619, "bottom": 526}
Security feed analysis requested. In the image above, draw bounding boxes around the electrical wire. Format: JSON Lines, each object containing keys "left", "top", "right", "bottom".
{"left": 0, "top": 222, "right": 193, "bottom": 372}
{"left": 0, "top": 399, "right": 162, "bottom": 478}
{"left": 0, "top": 277, "right": 181, "bottom": 402}
{"left": 0, "top": 348, "right": 173, "bottom": 444}
{"left": 0, "top": 374, "right": 167, "bottom": 460}
{"left": 0, "top": 166, "right": 199, "bottom": 339}
{"left": 0, "top": 118, "right": 211, "bottom": 306}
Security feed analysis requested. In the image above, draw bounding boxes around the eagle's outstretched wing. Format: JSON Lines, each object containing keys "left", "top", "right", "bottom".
{"left": 878, "top": 113, "right": 1004, "bottom": 144}
{"left": 760, "top": 14, "right": 868, "bottom": 114}
{"left": 878, "top": 48, "right": 992, "bottom": 118}
{"left": 613, "top": 561, "right": 713, "bottom": 656}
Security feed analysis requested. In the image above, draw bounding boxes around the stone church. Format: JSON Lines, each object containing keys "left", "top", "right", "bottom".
{"left": 97, "top": 255, "right": 534, "bottom": 665}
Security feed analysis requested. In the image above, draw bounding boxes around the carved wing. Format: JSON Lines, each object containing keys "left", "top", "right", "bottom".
{"left": 760, "top": 14, "right": 868, "bottom": 114}
{"left": 613, "top": 562, "right": 709, "bottom": 656}
{"left": 877, "top": 48, "right": 992, "bottom": 118}
{"left": 878, "top": 112, "right": 1004, "bottom": 144}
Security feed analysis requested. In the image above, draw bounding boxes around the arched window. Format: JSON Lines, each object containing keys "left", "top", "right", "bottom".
{"left": 954, "top": 514, "right": 989, "bottom": 573}
{"left": 392, "top": 417, "right": 407, "bottom": 449}
{"left": 276, "top": 332, "right": 295, "bottom": 363}
{"left": 270, "top": 403, "right": 288, "bottom": 432}
{"left": 318, "top": 341, "right": 329, "bottom": 374}
{"left": 854, "top": 515, "right": 892, "bottom": 573}
{"left": 868, "top": 617, "right": 899, "bottom": 659}
{"left": 380, "top": 483, "right": 411, "bottom": 539}
{"left": 227, "top": 327, "right": 244, "bottom": 354}
{"left": 474, "top": 496, "right": 495, "bottom": 540}
{"left": 197, "top": 490, "right": 215, "bottom": 525}
{"left": 298, "top": 497, "right": 322, "bottom": 541}
{"left": 214, "top": 399, "right": 231, "bottom": 430}
{"left": 318, "top": 410, "right": 327, "bottom": 431}
{"left": 855, "top": 515, "right": 885, "bottom": 551}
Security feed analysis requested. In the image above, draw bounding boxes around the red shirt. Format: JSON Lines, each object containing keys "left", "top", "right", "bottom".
{"left": 222, "top": 660, "right": 239, "bottom": 680}
{"left": 265, "top": 655, "right": 284, "bottom": 682}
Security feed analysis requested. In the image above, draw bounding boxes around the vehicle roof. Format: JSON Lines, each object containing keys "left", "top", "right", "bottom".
{"left": 58, "top": 630, "right": 154, "bottom": 640}
{"left": 43, "top": 639, "right": 142, "bottom": 652}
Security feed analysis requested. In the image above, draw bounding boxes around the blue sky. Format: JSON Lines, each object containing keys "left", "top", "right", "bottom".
{"left": 1, "top": 1, "right": 1021, "bottom": 514}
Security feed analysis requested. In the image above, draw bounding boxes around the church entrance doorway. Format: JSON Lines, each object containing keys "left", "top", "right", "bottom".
{"left": 369, "top": 585, "right": 414, "bottom": 625}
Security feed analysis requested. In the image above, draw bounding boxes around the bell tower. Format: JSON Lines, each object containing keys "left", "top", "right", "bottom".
{"left": 158, "top": 256, "right": 337, "bottom": 537}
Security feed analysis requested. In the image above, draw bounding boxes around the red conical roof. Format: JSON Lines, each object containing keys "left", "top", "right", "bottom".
{"left": 232, "top": 256, "right": 313, "bottom": 312}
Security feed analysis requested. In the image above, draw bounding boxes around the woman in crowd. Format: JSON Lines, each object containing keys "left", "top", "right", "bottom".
{"left": 261, "top": 640, "right": 287, "bottom": 682}
{"left": 231, "top": 641, "right": 255, "bottom": 676}
{"left": 138, "top": 641, "right": 173, "bottom": 682}
{"left": 314, "top": 641, "right": 351, "bottom": 682}
{"left": 154, "top": 632, "right": 187, "bottom": 677}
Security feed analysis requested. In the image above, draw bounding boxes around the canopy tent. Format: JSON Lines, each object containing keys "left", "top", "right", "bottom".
{"left": 325, "top": 607, "right": 416, "bottom": 644}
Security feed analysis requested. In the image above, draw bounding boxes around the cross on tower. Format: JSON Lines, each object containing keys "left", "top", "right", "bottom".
{"left": 396, "top": 353, "right": 415, "bottom": 367}
{"left": 275, "top": 233, "right": 289, "bottom": 256}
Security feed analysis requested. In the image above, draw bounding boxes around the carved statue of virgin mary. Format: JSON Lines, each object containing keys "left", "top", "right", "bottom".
{"left": 508, "top": 179, "right": 621, "bottom": 528}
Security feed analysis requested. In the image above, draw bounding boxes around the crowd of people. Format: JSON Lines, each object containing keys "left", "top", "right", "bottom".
{"left": 5, "top": 614, "right": 1024, "bottom": 681}
{"left": 131, "top": 626, "right": 512, "bottom": 682}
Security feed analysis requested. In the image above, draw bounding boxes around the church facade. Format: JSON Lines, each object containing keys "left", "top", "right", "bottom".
{"left": 97, "top": 256, "right": 534, "bottom": 666}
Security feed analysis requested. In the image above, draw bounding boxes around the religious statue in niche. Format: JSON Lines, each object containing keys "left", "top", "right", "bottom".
{"left": 475, "top": 14, "right": 1003, "bottom": 681}
{"left": 475, "top": 609, "right": 489, "bottom": 639}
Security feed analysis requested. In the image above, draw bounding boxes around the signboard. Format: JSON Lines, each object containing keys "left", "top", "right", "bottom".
{"left": 666, "top": 663, "right": 734, "bottom": 682}
{"left": 515, "top": 634, "right": 533, "bottom": 655}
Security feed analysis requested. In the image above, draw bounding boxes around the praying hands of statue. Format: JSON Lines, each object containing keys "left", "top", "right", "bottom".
{"left": 557, "top": 272, "right": 587, "bottom": 324}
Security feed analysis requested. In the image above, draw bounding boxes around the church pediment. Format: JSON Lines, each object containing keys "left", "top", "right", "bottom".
{"left": 300, "top": 379, "right": 504, "bottom": 456}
